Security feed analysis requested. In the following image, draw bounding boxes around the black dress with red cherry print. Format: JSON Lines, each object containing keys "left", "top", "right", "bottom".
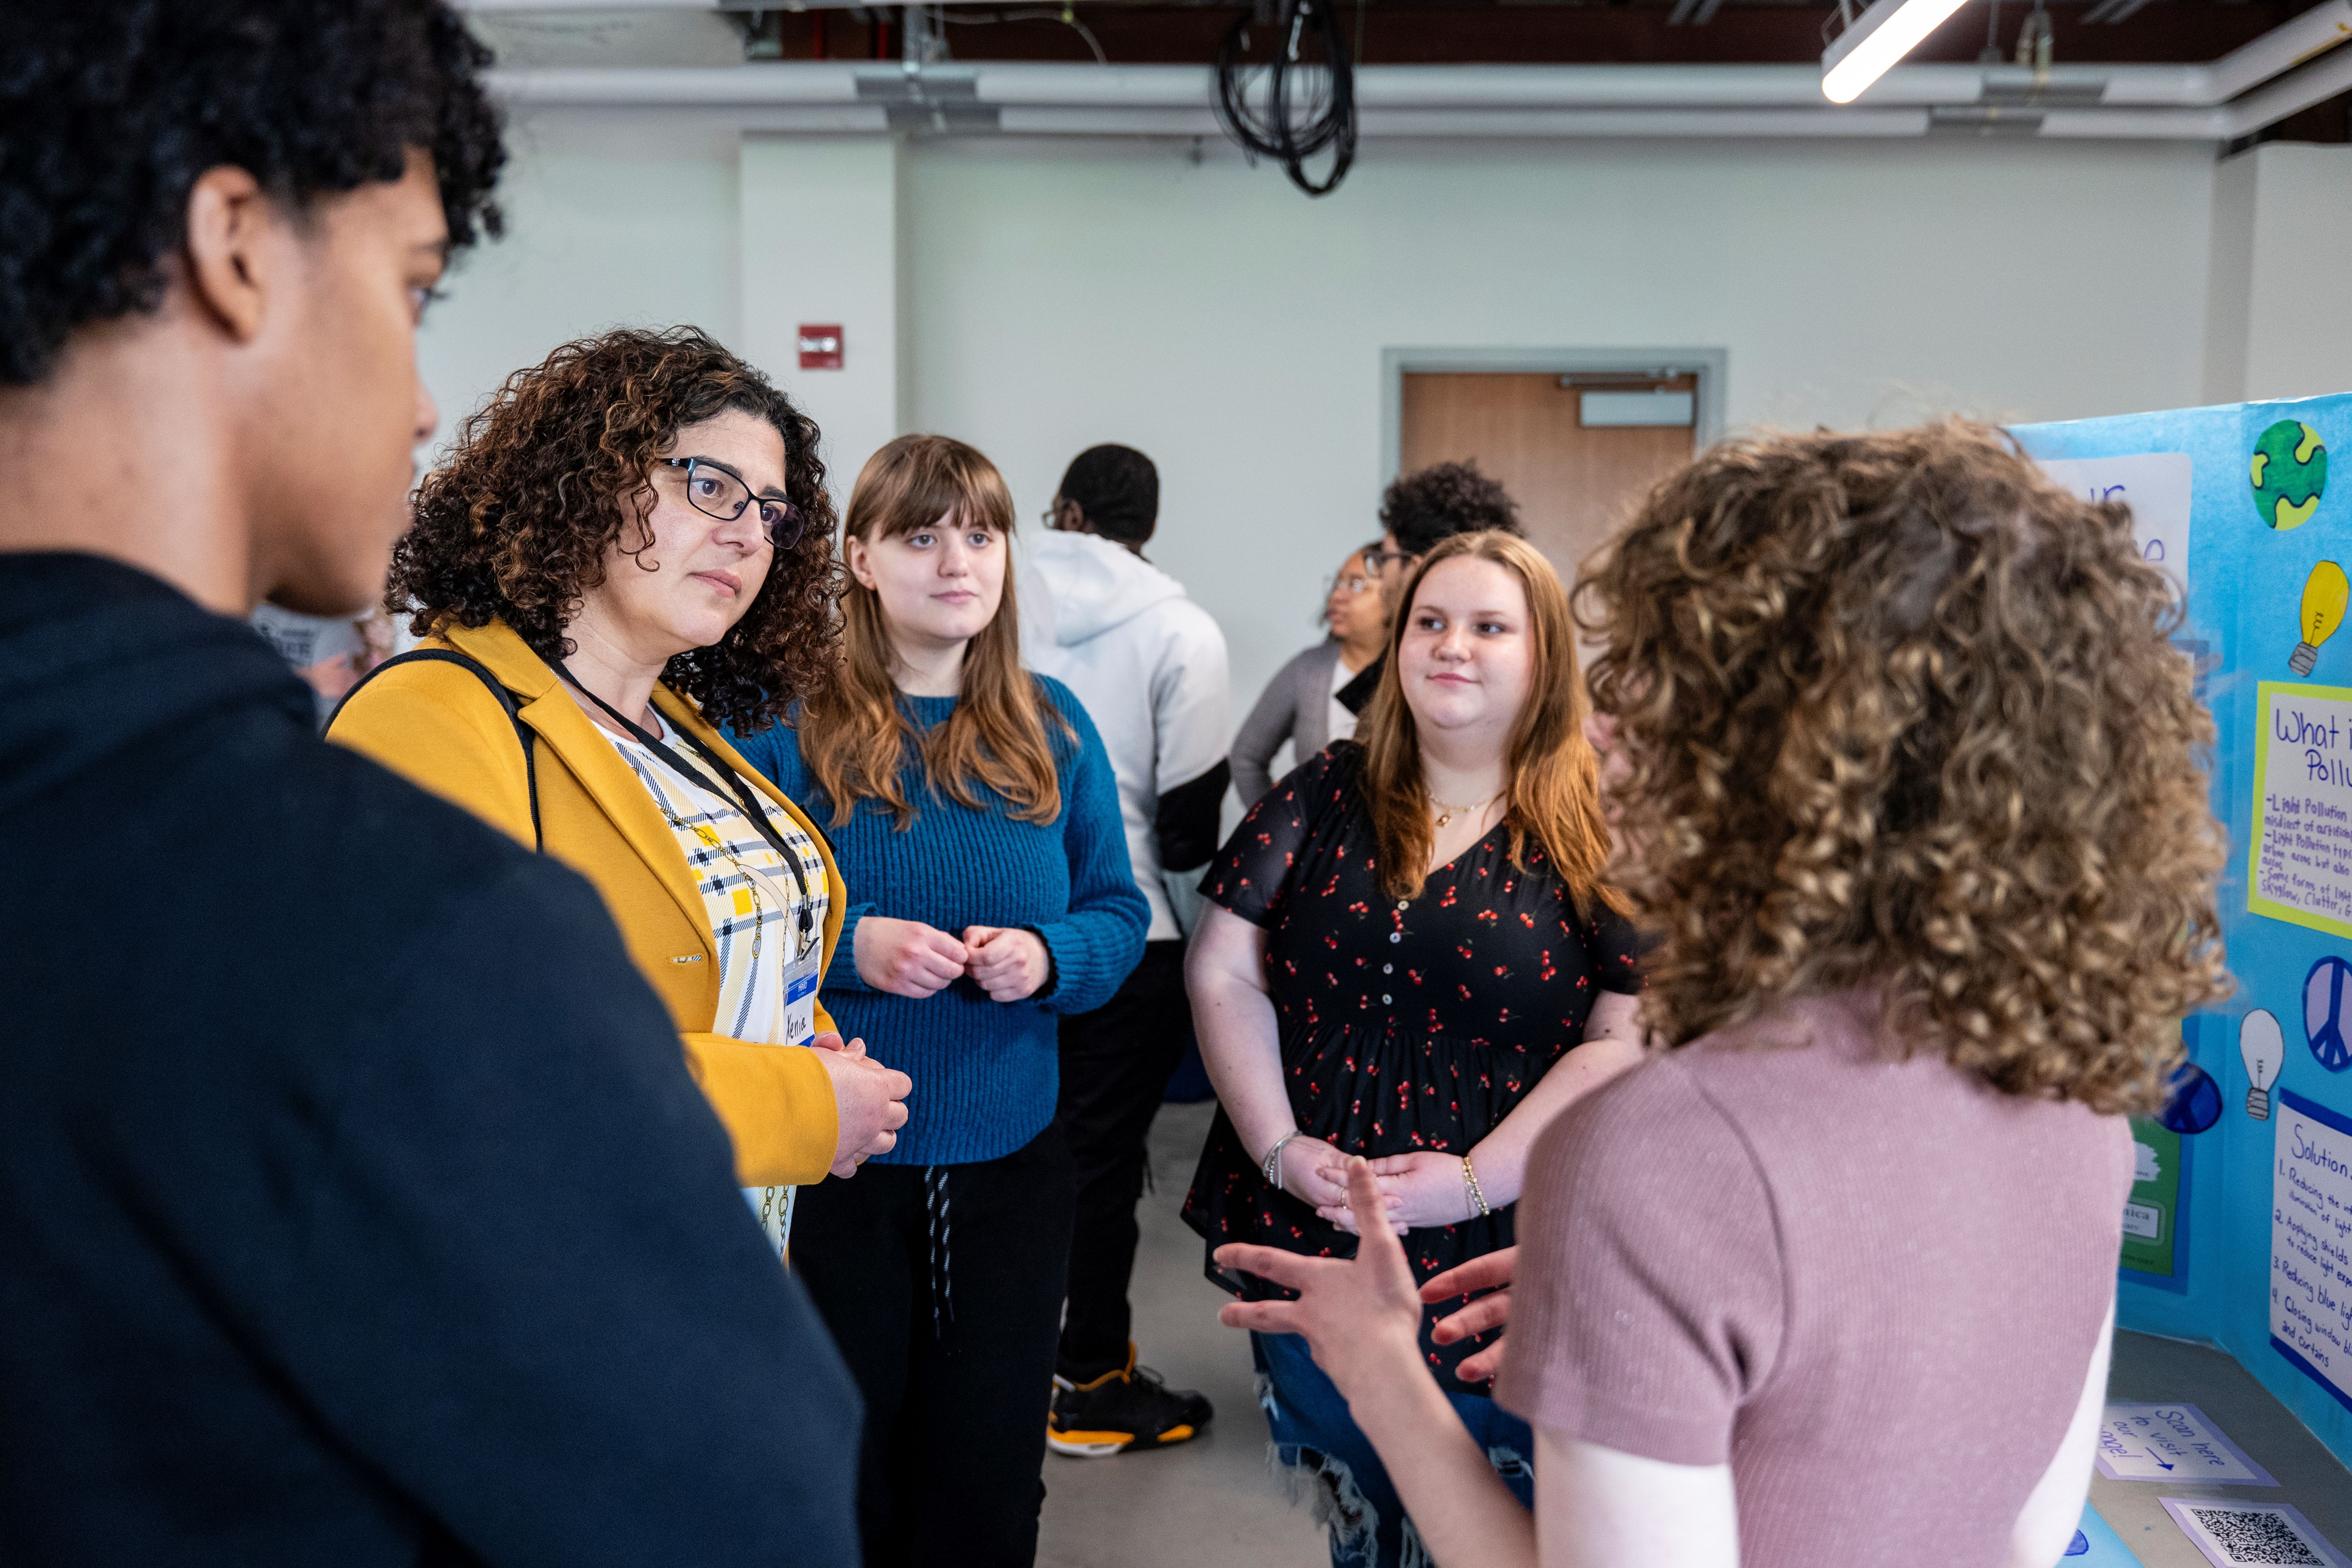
{"left": 1181, "top": 741, "right": 1644, "bottom": 1395}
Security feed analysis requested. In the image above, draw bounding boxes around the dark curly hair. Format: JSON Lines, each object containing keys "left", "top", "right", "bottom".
{"left": 1378, "top": 461, "right": 1522, "bottom": 555}
{"left": 386, "top": 327, "right": 842, "bottom": 733}
{"left": 0, "top": 0, "right": 504, "bottom": 387}
{"left": 1576, "top": 420, "right": 2229, "bottom": 1115}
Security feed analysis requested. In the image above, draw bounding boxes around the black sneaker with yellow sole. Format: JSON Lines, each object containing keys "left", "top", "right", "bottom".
{"left": 1046, "top": 1344, "right": 1213, "bottom": 1457}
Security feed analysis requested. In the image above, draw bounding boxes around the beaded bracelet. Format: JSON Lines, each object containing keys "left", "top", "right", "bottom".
{"left": 1461, "top": 1153, "right": 1491, "bottom": 1219}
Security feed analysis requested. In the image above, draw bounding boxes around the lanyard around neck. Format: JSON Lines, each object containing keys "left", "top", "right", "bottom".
{"left": 555, "top": 661, "right": 818, "bottom": 922}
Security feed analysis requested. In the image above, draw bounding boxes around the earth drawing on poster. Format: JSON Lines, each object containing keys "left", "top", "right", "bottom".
{"left": 2253, "top": 419, "right": 2328, "bottom": 531}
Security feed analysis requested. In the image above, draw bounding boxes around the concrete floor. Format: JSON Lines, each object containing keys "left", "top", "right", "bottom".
{"left": 1037, "top": 1099, "right": 1330, "bottom": 1568}
{"left": 1040, "top": 1102, "right": 2352, "bottom": 1568}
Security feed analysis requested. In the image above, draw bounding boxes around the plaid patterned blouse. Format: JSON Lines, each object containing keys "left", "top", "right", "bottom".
{"left": 602, "top": 715, "right": 830, "bottom": 1046}
{"left": 606, "top": 715, "right": 831, "bottom": 1259}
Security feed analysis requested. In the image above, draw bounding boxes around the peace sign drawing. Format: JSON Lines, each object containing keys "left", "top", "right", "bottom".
{"left": 2304, "top": 956, "right": 2352, "bottom": 1073}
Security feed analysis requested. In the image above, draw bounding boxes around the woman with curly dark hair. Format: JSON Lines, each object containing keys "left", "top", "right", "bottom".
{"left": 333, "top": 327, "right": 912, "bottom": 1254}
{"left": 1212, "top": 421, "right": 2231, "bottom": 1568}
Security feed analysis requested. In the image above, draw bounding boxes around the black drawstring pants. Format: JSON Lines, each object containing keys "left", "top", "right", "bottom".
{"left": 791, "top": 1122, "right": 1074, "bottom": 1568}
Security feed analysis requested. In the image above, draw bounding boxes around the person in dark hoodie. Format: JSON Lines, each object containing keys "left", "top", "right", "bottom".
{"left": 0, "top": 6, "right": 861, "bottom": 1566}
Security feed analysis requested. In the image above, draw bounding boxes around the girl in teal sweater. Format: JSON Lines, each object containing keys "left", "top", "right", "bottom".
{"left": 730, "top": 434, "right": 1146, "bottom": 1568}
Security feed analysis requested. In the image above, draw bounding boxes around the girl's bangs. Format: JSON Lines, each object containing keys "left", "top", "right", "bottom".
{"left": 871, "top": 451, "right": 1015, "bottom": 540}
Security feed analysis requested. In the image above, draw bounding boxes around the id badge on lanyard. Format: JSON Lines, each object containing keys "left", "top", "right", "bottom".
{"left": 745, "top": 921, "right": 824, "bottom": 1263}
{"left": 782, "top": 939, "right": 820, "bottom": 1051}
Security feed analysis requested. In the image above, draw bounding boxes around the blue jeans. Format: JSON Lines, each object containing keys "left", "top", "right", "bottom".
{"left": 1253, "top": 1330, "right": 1535, "bottom": 1568}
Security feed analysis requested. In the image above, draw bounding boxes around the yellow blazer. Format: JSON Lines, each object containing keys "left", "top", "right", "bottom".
{"left": 329, "top": 618, "right": 843, "bottom": 1187}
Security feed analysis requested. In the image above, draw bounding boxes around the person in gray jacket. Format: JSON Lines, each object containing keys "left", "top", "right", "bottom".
{"left": 1229, "top": 543, "right": 1389, "bottom": 808}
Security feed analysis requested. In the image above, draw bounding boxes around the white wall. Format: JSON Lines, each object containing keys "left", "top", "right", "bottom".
{"left": 903, "top": 135, "right": 2217, "bottom": 709}
{"left": 740, "top": 134, "right": 906, "bottom": 509}
{"left": 421, "top": 117, "right": 2236, "bottom": 728}
{"left": 2205, "top": 142, "right": 2352, "bottom": 405}
{"left": 417, "top": 109, "right": 743, "bottom": 459}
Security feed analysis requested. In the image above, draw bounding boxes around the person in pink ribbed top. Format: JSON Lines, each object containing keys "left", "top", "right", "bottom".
{"left": 1215, "top": 421, "right": 2231, "bottom": 1568}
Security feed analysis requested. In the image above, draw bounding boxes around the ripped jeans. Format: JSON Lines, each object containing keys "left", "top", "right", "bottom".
{"left": 1253, "top": 1330, "right": 1536, "bottom": 1568}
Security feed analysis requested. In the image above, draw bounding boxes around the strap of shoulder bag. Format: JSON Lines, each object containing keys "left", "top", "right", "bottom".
{"left": 327, "top": 648, "right": 542, "bottom": 853}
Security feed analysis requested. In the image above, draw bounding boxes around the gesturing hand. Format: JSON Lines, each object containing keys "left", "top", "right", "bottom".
{"left": 854, "top": 916, "right": 968, "bottom": 998}
{"left": 1422, "top": 1245, "right": 1516, "bottom": 1384}
{"left": 811, "top": 1033, "right": 913, "bottom": 1178}
{"left": 1214, "top": 1158, "right": 1429, "bottom": 1402}
{"left": 962, "top": 925, "right": 1051, "bottom": 1002}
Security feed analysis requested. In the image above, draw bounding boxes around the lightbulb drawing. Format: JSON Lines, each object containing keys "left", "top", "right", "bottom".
{"left": 2292, "top": 561, "right": 2348, "bottom": 676}
{"left": 2240, "top": 1008, "right": 2283, "bottom": 1120}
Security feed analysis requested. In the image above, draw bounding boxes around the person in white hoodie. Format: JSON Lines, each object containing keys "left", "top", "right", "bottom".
{"left": 1021, "top": 444, "right": 1230, "bottom": 1456}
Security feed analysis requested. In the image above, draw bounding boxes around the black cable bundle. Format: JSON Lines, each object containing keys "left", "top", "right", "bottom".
{"left": 1213, "top": 0, "right": 1356, "bottom": 197}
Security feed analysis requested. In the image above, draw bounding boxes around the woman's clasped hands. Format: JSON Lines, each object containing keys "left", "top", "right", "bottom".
{"left": 1315, "top": 1149, "right": 1490, "bottom": 1236}
{"left": 853, "top": 914, "right": 1051, "bottom": 1002}
{"left": 808, "top": 1030, "right": 912, "bottom": 1178}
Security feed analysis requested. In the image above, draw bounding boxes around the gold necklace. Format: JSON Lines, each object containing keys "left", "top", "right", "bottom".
{"left": 1429, "top": 791, "right": 1500, "bottom": 830}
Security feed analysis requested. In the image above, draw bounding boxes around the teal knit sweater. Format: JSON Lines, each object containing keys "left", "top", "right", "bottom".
{"left": 728, "top": 678, "right": 1149, "bottom": 1166}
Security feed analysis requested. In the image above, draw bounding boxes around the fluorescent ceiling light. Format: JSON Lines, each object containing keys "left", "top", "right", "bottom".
{"left": 1821, "top": 0, "right": 1972, "bottom": 103}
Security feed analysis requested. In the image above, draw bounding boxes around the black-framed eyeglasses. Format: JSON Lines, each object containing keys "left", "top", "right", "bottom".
{"left": 658, "top": 457, "right": 807, "bottom": 551}
{"left": 1362, "top": 547, "right": 1418, "bottom": 572}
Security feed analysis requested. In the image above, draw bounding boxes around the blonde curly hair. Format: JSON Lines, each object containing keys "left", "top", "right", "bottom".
{"left": 1576, "top": 420, "right": 2229, "bottom": 1114}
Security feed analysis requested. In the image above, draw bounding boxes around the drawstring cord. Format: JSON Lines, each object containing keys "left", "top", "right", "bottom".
{"left": 925, "top": 1166, "right": 956, "bottom": 1337}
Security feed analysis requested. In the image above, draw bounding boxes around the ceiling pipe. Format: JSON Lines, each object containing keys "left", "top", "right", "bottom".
{"left": 2226, "top": 36, "right": 2352, "bottom": 137}
{"left": 484, "top": 59, "right": 2265, "bottom": 111}
{"left": 2206, "top": 0, "right": 2352, "bottom": 100}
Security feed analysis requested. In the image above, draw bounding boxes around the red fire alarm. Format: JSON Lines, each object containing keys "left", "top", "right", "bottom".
{"left": 797, "top": 324, "right": 843, "bottom": 370}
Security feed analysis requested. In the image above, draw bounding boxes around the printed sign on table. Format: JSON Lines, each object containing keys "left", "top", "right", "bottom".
{"left": 2251, "top": 684, "right": 2352, "bottom": 940}
{"left": 2161, "top": 1498, "right": 2351, "bottom": 1568}
{"left": 2272, "top": 1087, "right": 2352, "bottom": 1413}
{"left": 2095, "top": 1403, "right": 2276, "bottom": 1484}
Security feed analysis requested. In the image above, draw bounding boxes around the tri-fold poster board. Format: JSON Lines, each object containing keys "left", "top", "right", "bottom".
{"left": 2014, "top": 396, "right": 2352, "bottom": 1476}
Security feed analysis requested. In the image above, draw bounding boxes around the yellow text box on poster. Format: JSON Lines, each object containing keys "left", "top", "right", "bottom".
{"left": 2251, "top": 681, "right": 2352, "bottom": 939}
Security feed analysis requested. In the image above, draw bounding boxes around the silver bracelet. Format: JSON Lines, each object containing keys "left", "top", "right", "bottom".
{"left": 1262, "top": 1130, "right": 1306, "bottom": 1192}
{"left": 1461, "top": 1153, "right": 1491, "bottom": 1219}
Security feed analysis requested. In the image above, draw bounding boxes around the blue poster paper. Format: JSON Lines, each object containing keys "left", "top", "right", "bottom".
{"left": 2070, "top": 1502, "right": 2145, "bottom": 1565}
{"left": 2015, "top": 393, "right": 2352, "bottom": 1473}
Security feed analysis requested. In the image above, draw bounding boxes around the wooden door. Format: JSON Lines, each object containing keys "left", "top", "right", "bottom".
{"left": 1398, "top": 371, "right": 1699, "bottom": 596}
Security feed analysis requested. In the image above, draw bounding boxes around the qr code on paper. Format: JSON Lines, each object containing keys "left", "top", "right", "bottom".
{"left": 2162, "top": 1499, "right": 2350, "bottom": 1568}
{"left": 2192, "top": 1508, "right": 2324, "bottom": 1566}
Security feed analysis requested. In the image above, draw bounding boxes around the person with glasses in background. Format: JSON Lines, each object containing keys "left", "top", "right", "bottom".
{"left": 1229, "top": 542, "right": 1389, "bottom": 810}
{"left": 334, "top": 328, "right": 913, "bottom": 1253}
{"left": 1339, "top": 462, "right": 1525, "bottom": 722}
